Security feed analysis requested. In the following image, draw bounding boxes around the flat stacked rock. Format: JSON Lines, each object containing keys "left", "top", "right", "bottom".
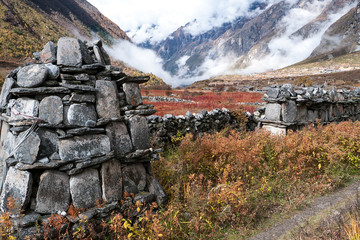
{"left": 0, "top": 38, "right": 166, "bottom": 227}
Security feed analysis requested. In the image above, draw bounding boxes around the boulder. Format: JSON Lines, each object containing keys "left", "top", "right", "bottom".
{"left": 0, "top": 167, "right": 32, "bottom": 212}
{"left": 16, "top": 64, "right": 48, "bottom": 88}
{"left": 58, "top": 134, "right": 111, "bottom": 162}
{"left": 101, "top": 159, "right": 123, "bottom": 202}
{"left": 39, "top": 96, "right": 63, "bottom": 125}
{"left": 95, "top": 80, "right": 121, "bottom": 119}
{"left": 70, "top": 169, "right": 102, "bottom": 209}
{"left": 57, "top": 37, "right": 83, "bottom": 67}
{"left": 35, "top": 171, "right": 70, "bottom": 214}
{"left": 267, "top": 87, "right": 280, "bottom": 99}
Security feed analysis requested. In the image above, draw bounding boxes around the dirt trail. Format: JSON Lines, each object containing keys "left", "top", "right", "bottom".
{"left": 248, "top": 180, "right": 360, "bottom": 240}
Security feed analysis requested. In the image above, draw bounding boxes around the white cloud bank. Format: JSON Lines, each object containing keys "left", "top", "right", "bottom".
{"left": 105, "top": 40, "right": 177, "bottom": 85}
{"left": 87, "top": 0, "right": 273, "bottom": 44}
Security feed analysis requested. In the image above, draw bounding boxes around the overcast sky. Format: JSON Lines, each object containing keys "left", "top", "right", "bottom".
{"left": 87, "top": 0, "right": 274, "bottom": 44}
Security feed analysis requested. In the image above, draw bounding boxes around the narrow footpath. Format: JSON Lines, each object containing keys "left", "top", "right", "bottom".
{"left": 248, "top": 180, "right": 360, "bottom": 240}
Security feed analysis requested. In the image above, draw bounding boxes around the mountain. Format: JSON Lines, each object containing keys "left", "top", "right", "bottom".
{"left": 309, "top": 1, "right": 360, "bottom": 59}
{"left": 0, "top": 0, "right": 130, "bottom": 59}
{"left": 146, "top": 0, "right": 359, "bottom": 79}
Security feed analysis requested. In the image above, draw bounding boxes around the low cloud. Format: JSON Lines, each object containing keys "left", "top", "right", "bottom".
{"left": 106, "top": 40, "right": 226, "bottom": 87}
{"left": 105, "top": 40, "right": 179, "bottom": 86}
{"left": 88, "top": 0, "right": 273, "bottom": 44}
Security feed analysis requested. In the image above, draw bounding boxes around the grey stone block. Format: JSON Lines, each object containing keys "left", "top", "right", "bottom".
{"left": 70, "top": 168, "right": 102, "bottom": 209}
{"left": 122, "top": 163, "right": 147, "bottom": 194}
{"left": 35, "top": 171, "right": 70, "bottom": 214}
{"left": 0, "top": 167, "right": 32, "bottom": 212}
{"left": 123, "top": 83, "right": 142, "bottom": 107}
{"left": 282, "top": 100, "right": 297, "bottom": 123}
{"left": 128, "top": 115, "right": 150, "bottom": 150}
{"left": 101, "top": 159, "right": 123, "bottom": 202}
{"left": 69, "top": 93, "right": 96, "bottom": 103}
{"left": 0, "top": 78, "right": 15, "bottom": 108}
{"left": 58, "top": 134, "right": 111, "bottom": 162}
{"left": 37, "top": 128, "right": 58, "bottom": 158}
{"left": 10, "top": 98, "right": 39, "bottom": 120}
{"left": 106, "top": 122, "right": 132, "bottom": 156}
{"left": 95, "top": 80, "right": 121, "bottom": 119}
{"left": 39, "top": 96, "right": 63, "bottom": 125}
{"left": 45, "top": 63, "right": 60, "bottom": 80}
{"left": 265, "top": 103, "right": 282, "bottom": 121}
{"left": 14, "top": 132, "right": 40, "bottom": 164}
{"left": 66, "top": 103, "right": 97, "bottom": 127}
{"left": 93, "top": 45, "right": 105, "bottom": 65}
{"left": 40, "top": 41, "right": 56, "bottom": 64}
{"left": 296, "top": 105, "right": 307, "bottom": 122}
{"left": 57, "top": 37, "right": 83, "bottom": 67}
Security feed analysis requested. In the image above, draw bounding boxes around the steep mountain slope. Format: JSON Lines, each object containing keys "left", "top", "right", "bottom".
{"left": 0, "top": 0, "right": 130, "bottom": 59}
{"left": 310, "top": 1, "right": 360, "bottom": 59}
{"left": 148, "top": 1, "right": 270, "bottom": 76}
{"left": 147, "top": 0, "right": 358, "bottom": 79}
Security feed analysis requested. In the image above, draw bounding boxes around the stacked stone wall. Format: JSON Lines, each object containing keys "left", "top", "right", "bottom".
{"left": 261, "top": 84, "right": 360, "bottom": 134}
{"left": 147, "top": 109, "right": 261, "bottom": 146}
{"left": 0, "top": 37, "right": 166, "bottom": 237}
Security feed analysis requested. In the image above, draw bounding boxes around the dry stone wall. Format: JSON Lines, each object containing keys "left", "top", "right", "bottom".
{"left": 0, "top": 37, "right": 166, "bottom": 235}
{"left": 147, "top": 109, "right": 260, "bottom": 146}
{"left": 261, "top": 84, "right": 360, "bottom": 134}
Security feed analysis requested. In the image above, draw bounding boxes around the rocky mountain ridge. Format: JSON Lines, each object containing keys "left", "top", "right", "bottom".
{"left": 146, "top": 0, "right": 359, "bottom": 80}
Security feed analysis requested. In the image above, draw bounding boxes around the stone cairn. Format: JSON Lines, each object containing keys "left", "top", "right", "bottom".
{"left": 261, "top": 84, "right": 360, "bottom": 135}
{"left": 0, "top": 37, "right": 166, "bottom": 233}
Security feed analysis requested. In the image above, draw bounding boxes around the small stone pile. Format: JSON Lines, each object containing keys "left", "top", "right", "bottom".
{"left": 0, "top": 37, "right": 166, "bottom": 233}
{"left": 261, "top": 84, "right": 360, "bottom": 134}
